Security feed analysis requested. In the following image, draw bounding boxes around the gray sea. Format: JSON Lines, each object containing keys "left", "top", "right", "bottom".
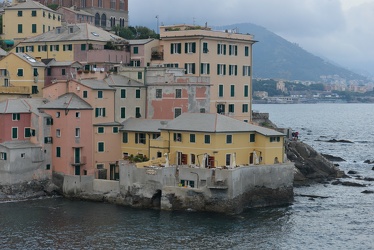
{"left": 1, "top": 103, "right": 373, "bottom": 250}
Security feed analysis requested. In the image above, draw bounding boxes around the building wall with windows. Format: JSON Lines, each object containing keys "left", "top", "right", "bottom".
{"left": 3, "top": 1, "right": 61, "bottom": 42}
{"left": 129, "top": 39, "right": 160, "bottom": 67}
{"left": 152, "top": 25, "right": 256, "bottom": 122}
{"left": 0, "top": 53, "right": 46, "bottom": 99}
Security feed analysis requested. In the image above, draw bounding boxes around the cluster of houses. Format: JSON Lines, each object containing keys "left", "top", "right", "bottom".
{"left": 0, "top": 0, "right": 287, "bottom": 187}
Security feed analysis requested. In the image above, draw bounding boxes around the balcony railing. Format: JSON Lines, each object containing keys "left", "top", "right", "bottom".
{"left": 70, "top": 156, "right": 87, "bottom": 166}
{"left": 151, "top": 51, "right": 164, "bottom": 61}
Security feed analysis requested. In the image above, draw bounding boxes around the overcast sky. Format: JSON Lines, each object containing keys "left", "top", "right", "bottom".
{"left": 129, "top": 0, "right": 374, "bottom": 75}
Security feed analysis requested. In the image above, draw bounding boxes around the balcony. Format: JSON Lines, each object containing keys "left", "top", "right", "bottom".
{"left": 70, "top": 156, "right": 87, "bottom": 166}
{"left": 151, "top": 51, "right": 163, "bottom": 61}
{"left": 150, "top": 138, "right": 169, "bottom": 149}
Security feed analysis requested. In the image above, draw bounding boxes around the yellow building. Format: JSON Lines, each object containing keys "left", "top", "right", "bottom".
{"left": 121, "top": 113, "right": 285, "bottom": 168}
{"left": 2, "top": 1, "right": 61, "bottom": 44}
{"left": 0, "top": 52, "right": 45, "bottom": 100}
{"left": 151, "top": 24, "right": 256, "bottom": 122}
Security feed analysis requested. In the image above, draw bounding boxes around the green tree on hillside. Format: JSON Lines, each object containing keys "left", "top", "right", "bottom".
{"left": 113, "top": 26, "right": 159, "bottom": 40}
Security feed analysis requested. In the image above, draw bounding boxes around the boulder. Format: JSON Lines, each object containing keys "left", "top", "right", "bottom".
{"left": 286, "top": 141, "right": 340, "bottom": 185}
{"left": 331, "top": 180, "right": 366, "bottom": 187}
{"left": 326, "top": 139, "right": 353, "bottom": 143}
{"left": 361, "top": 190, "right": 374, "bottom": 194}
{"left": 321, "top": 154, "right": 346, "bottom": 162}
{"left": 347, "top": 170, "right": 358, "bottom": 175}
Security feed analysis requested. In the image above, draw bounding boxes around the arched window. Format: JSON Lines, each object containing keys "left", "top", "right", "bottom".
{"left": 111, "top": 17, "right": 116, "bottom": 27}
{"left": 101, "top": 13, "right": 106, "bottom": 27}
{"left": 95, "top": 13, "right": 100, "bottom": 26}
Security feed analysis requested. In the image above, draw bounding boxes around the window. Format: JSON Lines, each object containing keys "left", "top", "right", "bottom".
{"left": 203, "top": 42, "right": 209, "bottom": 53}
{"left": 119, "top": 0, "right": 124, "bottom": 10}
{"left": 113, "top": 127, "right": 119, "bottom": 133}
{"left": 32, "top": 86, "right": 38, "bottom": 94}
{"left": 190, "top": 134, "right": 196, "bottom": 143}
{"left": 173, "top": 133, "right": 182, "bottom": 142}
{"left": 76, "top": 112, "right": 80, "bottom": 118}
{"left": 32, "top": 24, "right": 37, "bottom": 33}
{"left": 38, "top": 45, "right": 47, "bottom": 52}
{"left": 0, "top": 152, "right": 7, "bottom": 160}
{"left": 130, "top": 60, "right": 140, "bottom": 67}
{"left": 171, "top": 43, "right": 181, "bottom": 54}
{"left": 270, "top": 137, "right": 281, "bottom": 143}
{"left": 185, "top": 42, "right": 196, "bottom": 53}
{"left": 152, "top": 133, "right": 160, "bottom": 139}
{"left": 12, "top": 127, "right": 18, "bottom": 139}
{"left": 75, "top": 128, "right": 80, "bottom": 137}
{"left": 27, "top": 46, "right": 34, "bottom": 52}
{"left": 217, "top": 64, "right": 226, "bottom": 75}
{"left": 218, "top": 85, "right": 224, "bottom": 97}
{"left": 98, "top": 127, "right": 104, "bottom": 133}
{"left": 122, "top": 132, "right": 128, "bottom": 143}
{"left": 46, "top": 164, "right": 50, "bottom": 170}
{"left": 46, "top": 117, "right": 53, "bottom": 125}
{"left": 217, "top": 43, "right": 226, "bottom": 55}
{"left": 63, "top": 44, "right": 73, "bottom": 51}
{"left": 242, "top": 104, "right": 248, "bottom": 113}
{"left": 200, "top": 108, "right": 205, "bottom": 113}
{"left": 173, "top": 107, "right": 182, "bottom": 118}
{"left": 156, "top": 89, "right": 162, "bottom": 98}
{"left": 120, "top": 107, "right": 126, "bottom": 119}
{"left": 204, "top": 135, "right": 210, "bottom": 144}
{"left": 200, "top": 63, "right": 210, "bottom": 75}
{"left": 191, "top": 154, "right": 196, "bottom": 164}
{"left": 25, "top": 128, "right": 31, "bottom": 138}
{"left": 138, "top": 72, "right": 142, "bottom": 80}
{"left": 175, "top": 89, "right": 182, "bottom": 98}
{"left": 83, "top": 91, "right": 88, "bottom": 98}
{"left": 226, "top": 154, "right": 231, "bottom": 166}
{"left": 31, "top": 10, "right": 37, "bottom": 16}
{"left": 61, "top": 69, "right": 66, "bottom": 75}
{"left": 228, "top": 104, "right": 234, "bottom": 113}
{"left": 56, "top": 129, "right": 61, "bottom": 137}
{"left": 12, "top": 113, "right": 20, "bottom": 121}
{"left": 244, "top": 85, "right": 249, "bottom": 97}
{"left": 250, "top": 134, "right": 256, "bottom": 142}
{"left": 230, "top": 85, "right": 235, "bottom": 97}
{"left": 229, "top": 65, "right": 238, "bottom": 76}
{"left": 56, "top": 112, "right": 60, "bottom": 118}
{"left": 245, "top": 46, "right": 249, "bottom": 56}
{"left": 135, "top": 133, "right": 146, "bottom": 144}
{"left": 185, "top": 63, "right": 196, "bottom": 74}
{"left": 133, "top": 47, "right": 139, "bottom": 54}
{"left": 110, "top": 0, "right": 116, "bottom": 9}
{"left": 17, "top": 69, "right": 24, "bottom": 76}
{"left": 229, "top": 45, "right": 238, "bottom": 56}
{"left": 81, "top": 44, "right": 87, "bottom": 51}
{"left": 18, "top": 11, "right": 23, "bottom": 16}
{"left": 243, "top": 66, "right": 251, "bottom": 76}
{"left": 45, "top": 137, "right": 53, "bottom": 144}
{"left": 135, "top": 107, "right": 141, "bottom": 118}
{"left": 97, "top": 91, "right": 103, "bottom": 98}
{"left": 98, "top": 0, "right": 103, "bottom": 7}
{"left": 98, "top": 142, "right": 104, "bottom": 152}
{"left": 95, "top": 108, "right": 106, "bottom": 117}
{"left": 56, "top": 147, "right": 61, "bottom": 157}
{"left": 120, "top": 89, "right": 126, "bottom": 98}
{"left": 164, "top": 63, "right": 179, "bottom": 68}
{"left": 226, "top": 134, "right": 233, "bottom": 144}
{"left": 136, "top": 89, "right": 141, "bottom": 98}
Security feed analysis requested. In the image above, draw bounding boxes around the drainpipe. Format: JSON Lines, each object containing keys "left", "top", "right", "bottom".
{"left": 144, "top": 67, "right": 148, "bottom": 118}
{"left": 148, "top": 133, "right": 151, "bottom": 159}
{"left": 198, "top": 37, "right": 203, "bottom": 77}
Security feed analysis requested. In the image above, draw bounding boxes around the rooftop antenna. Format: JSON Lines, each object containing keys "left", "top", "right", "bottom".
{"left": 155, "top": 15, "right": 159, "bottom": 34}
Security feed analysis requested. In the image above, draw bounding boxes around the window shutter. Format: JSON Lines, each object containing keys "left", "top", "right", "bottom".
{"left": 170, "top": 44, "right": 174, "bottom": 54}
{"left": 207, "top": 64, "right": 210, "bottom": 74}
{"left": 184, "top": 63, "right": 188, "bottom": 73}
{"left": 185, "top": 43, "right": 188, "bottom": 53}
{"left": 192, "top": 42, "right": 196, "bottom": 53}
{"left": 135, "top": 133, "right": 139, "bottom": 144}
{"left": 243, "top": 66, "right": 245, "bottom": 76}
{"left": 217, "top": 64, "right": 220, "bottom": 75}
{"left": 56, "top": 45, "right": 59, "bottom": 51}
{"left": 235, "top": 65, "right": 238, "bottom": 75}
{"left": 173, "top": 133, "right": 176, "bottom": 141}
{"left": 38, "top": 46, "right": 41, "bottom": 52}
{"left": 192, "top": 63, "right": 195, "bottom": 74}
{"left": 63, "top": 45, "right": 66, "bottom": 51}
{"left": 200, "top": 63, "right": 203, "bottom": 74}
{"left": 16, "top": 47, "right": 19, "bottom": 53}
{"left": 248, "top": 66, "right": 251, "bottom": 76}
{"left": 4, "top": 153, "right": 6, "bottom": 161}
{"left": 177, "top": 43, "right": 181, "bottom": 54}
{"left": 229, "top": 66, "right": 232, "bottom": 75}
{"left": 229, "top": 45, "right": 232, "bottom": 55}
{"left": 223, "top": 45, "right": 227, "bottom": 55}
{"left": 103, "top": 108, "right": 106, "bottom": 117}
{"left": 235, "top": 46, "right": 238, "bottom": 55}
{"left": 95, "top": 108, "right": 99, "bottom": 117}
{"left": 223, "top": 65, "right": 226, "bottom": 75}
{"left": 50, "top": 45, "right": 53, "bottom": 51}
{"left": 217, "top": 44, "right": 220, "bottom": 54}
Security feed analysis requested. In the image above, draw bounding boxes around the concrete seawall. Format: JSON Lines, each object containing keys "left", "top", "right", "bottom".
{"left": 60, "top": 162, "right": 294, "bottom": 214}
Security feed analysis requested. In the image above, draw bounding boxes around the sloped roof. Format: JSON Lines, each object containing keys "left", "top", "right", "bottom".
{"left": 58, "top": 6, "right": 94, "bottom": 16}
{"left": 13, "top": 53, "right": 46, "bottom": 67}
{"left": 128, "top": 39, "right": 155, "bottom": 45}
{"left": 80, "top": 79, "right": 115, "bottom": 90}
{"left": 0, "top": 140, "right": 41, "bottom": 149}
{"left": 39, "top": 93, "right": 92, "bottom": 110}
{"left": 0, "top": 98, "right": 47, "bottom": 114}
{"left": 48, "top": 61, "right": 82, "bottom": 67}
{"left": 162, "top": 113, "right": 284, "bottom": 136}
{"left": 105, "top": 74, "right": 144, "bottom": 87}
{"left": 21, "top": 23, "right": 126, "bottom": 43}
{"left": 121, "top": 118, "right": 170, "bottom": 133}
{"left": 0, "top": 48, "right": 8, "bottom": 57}
{"left": 5, "top": 0, "right": 56, "bottom": 12}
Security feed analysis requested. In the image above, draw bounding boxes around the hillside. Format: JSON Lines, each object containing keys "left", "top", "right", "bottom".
{"left": 222, "top": 23, "right": 366, "bottom": 82}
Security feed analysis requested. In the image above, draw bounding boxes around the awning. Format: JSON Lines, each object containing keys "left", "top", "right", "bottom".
{"left": 4, "top": 40, "right": 14, "bottom": 46}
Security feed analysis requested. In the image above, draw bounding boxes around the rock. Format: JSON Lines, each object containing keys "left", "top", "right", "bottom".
{"left": 286, "top": 141, "right": 341, "bottom": 185}
{"left": 364, "top": 160, "right": 373, "bottom": 164}
{"left": 347, "top": 170, "right": 358, "bottom": 174}
{"left": 361, "top": 190, "right": 374, "bottom": 194}
{"left": 364, "top": 177, "right": 374, "bottom": 182}
{"left": 326, "top": 139, "right": 354, "bottom": 143}
{"left": 372, "top": 167, "right": 374, "bottom": 171}
{"left": 321, "top": 154, "right": 346, "bottom": 162}
{"left": 341, "top": 181, "right": 366, "bottom": 187}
